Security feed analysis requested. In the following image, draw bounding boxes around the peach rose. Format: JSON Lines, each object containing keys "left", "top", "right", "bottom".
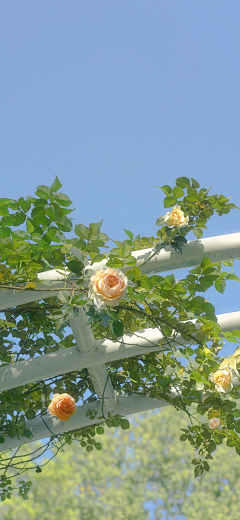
{"left": 209, "top": 368, "right": 233, "bottom": 393}
{"left": 165, "top": 205, "right": 189, "bottom": 228}
{"left": 88, "top": 267, "right": 128, "bottom": 309}
{"left": 209, "top": 417, "right": 221, "bottom": 430}
{"left": 48, "top": 393, "right": 77, "bottom": 421}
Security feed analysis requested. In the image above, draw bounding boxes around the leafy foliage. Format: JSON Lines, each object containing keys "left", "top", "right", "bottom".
{"left": 0, "top": 176, "right": 239, "bottom": 500}
{"left": 1, "top": 408, "right": 240, "bottom": 519}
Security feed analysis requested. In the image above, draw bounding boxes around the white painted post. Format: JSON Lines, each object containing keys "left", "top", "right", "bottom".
{"left": 69, "top": 308, "right": 116, "bottom": 414}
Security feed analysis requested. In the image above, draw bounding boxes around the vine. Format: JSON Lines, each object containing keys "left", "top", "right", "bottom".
{"left": 0, "top": 175, "right": 239, "bottom": 498}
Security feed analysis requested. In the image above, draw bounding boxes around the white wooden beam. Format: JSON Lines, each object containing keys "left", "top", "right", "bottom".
{"left": 0, "top": 311, "right": 239, "bottom": 393}
{"left": 0, "top": 394, "right": 169, "bottom": 452}
{"left": 134, "top": 231, "right": 240, "bottom": 275}
{"left": 0, "top": 232, "right": 239, "bottom": 311}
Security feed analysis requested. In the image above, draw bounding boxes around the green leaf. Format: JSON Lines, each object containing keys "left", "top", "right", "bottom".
{"left": 191, "top": 458, "right": 201, "bottom": 465}
{"left": 228, "top": 203, "right": 240, "bottom": 210}
{"left": 232, "top": 330, "right": 240, "bottom": 339}
{"left": 18, "top": 198, "right": 32, "bottom": 213}
{"left": 89, "top": 220, "right": 103, "bottom": 237}
{"left": 164, "top": 366, "right": 175, "bottom": 377}
{"left": 172, "top": 187, "right": 185, "bottom": 199}
{"left": 160, "top": 185, "right": 172, "bottom": 196}
{"left": 164, "top": 197, "right": 177, "bottom": 208}
{"left": 111, "top": 321, "right": 124, "bottom": 338}
{"left": 23, "top": 429, "right": 33, "bottom": 439}
{"left": 34, "top": 199, "right": 48, "bottom": 207}
{"left": 53, "top": 193, "right": 73, "bottom": 207}
{"left": 0, "top": 205, "right": 9, "bottom": 217}
{"left": 25, "top": 409, "right": 36, "bottom": 420}
{"left": 235, "top": 444, "right": 240, "bottom": 455}
{"left": 180, "top": 434, "right": 187, "bottom": 441}
{"left": 70, "top": 247, "right": 86, "bottom": 263}
{"left": 120, "top": 419, "right": 130, "bottom": 430}
{"left": 31, "top": 207, "right": 45, "bottom": 218}
{"left": 51, "top": 176, "right": 62, "bottom": 193}
{"left": 215, "top": 279, "right": 226, "bottom": 294}
{"left": 31, "top": 232, "right": 42, "bottom": 242}
{"left": 8, "top": 429, "right": 16, "bottom": 438}
{"left": 196, "top": 382, "right": 205, "bottom": 391}
{"left": 187, "top": 191, "right": 200, "bottom": 202}
{"left": 190, "top": 372, "right": 203, "bottom": 382}
{"left": 96, "top": 426, "right": 104, "bottom": 435}
{"left": 176, "top": 177, "right": 190, "bottom": 188}
{"left": 191, "top": 178, "right": 200, "bottom": 188}
{"left": 86, "top": 445, "right": 93, "bottom": 452}
{"left": 226, "top": 438, "right": 236, "bottom": 447}
{"left": 58, "top": 290, "right": 71, "bottom": 304}
{"left": 155, "top": 216, "right": 166, "bottom": 227}
{"left": 0, "top": 198, "right": 12, "bottom": 206}
{"left": 123, "top": 229, "right": 134, "bottom": 240}
{"left": 55, "top": 318, "right": 65, "bottom": 334}
{"left": 194, "top": 465, "right": 203, "bottom": 477}
{"left": 202, "top": 302, "right": 216, "bottom": 315}
{"left": 193, "top": 228, "right": 203, "bottom": 239}
{"left": 208, "top": 440, "right": 216, "bottom": 453}
{"left": 226, "top": 274, "right": 240, "bottom": 282}
{"left": 26, "top": 219, "right": 34, "bottom": 234}
{"left": 12, "top": 230, "right": 29, "bottom": 240}
{"left": 12, "top": 211, "right": 26, "bottom": 226}
{"left": 35, "top": 185, "right": 51, "bottom": 198}
{"left": 67, "top": 260, "right": 84, "bottom": 274}
{"left": 223, "top": 259, "right": 234, "bottom": 267}
{"left": 57, "top": 218, "right": 73, "bottom": 232}
{"left": 75, "top": 224, "right": 89, "bottom": 240}
{"left": 46, "top": 203, "right": 61, "bottom": 221}
{"left": 174, "top": 236, "right": 187, "bottom": 245}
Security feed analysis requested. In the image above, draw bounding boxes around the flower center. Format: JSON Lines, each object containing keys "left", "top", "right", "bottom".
{"left": 171, "top": 210, "right": 182, "bottom": 224}
{"left": 106, "top": 275, "right": 119, "bottom": 288}
{"left": 215, "top": 371, "right": 231, "bottom": 386}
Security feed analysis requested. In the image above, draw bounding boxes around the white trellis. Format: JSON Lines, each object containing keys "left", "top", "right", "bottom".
{"left": 0, "top": 232, "right": 240, "bottom": 452}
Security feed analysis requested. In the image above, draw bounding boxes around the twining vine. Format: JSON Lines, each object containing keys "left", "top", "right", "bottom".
{"left": 0, "top": 175, "right": 240, "bottom": 499}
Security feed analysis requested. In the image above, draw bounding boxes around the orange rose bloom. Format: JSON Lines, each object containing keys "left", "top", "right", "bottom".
{"left": 48, "top": 393, "right": 77, "bottom": 421}
{"left": 88, "top": 267, "right": 128, "bottom": 309}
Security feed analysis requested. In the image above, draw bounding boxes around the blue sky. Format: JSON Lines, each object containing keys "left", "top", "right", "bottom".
{"left": 0, "top": 4, "right": 239, "bottom": 516}
{"left": 0, "top": 2, "right": 239, "bottom": 340}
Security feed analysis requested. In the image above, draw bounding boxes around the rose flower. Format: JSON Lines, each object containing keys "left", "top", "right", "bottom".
{"left": 48, "top": 393, "right": 77, "bottom": 421}
{"left": 209, "top": 417, "right": 221, "bottom": 430}
{"left": 88, "top": 267, "right": 128, "bottom": 309}
{"left": 209, "top": 368, "right": 233, "bottom": 393}
{"left": 164, "top": 205, "right": 189, "bottom": 229}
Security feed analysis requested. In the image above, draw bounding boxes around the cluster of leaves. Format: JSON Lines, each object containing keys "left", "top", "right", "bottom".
{"left": 0, "top": 176, "right": 239, "bottom": 500}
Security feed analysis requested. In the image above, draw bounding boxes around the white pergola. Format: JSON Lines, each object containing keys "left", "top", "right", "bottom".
{"left": 0, "top": 232, "right": 240, "bottom": 452}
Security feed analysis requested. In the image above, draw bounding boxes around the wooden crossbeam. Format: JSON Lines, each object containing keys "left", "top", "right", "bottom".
{"left": 0, "top": 311, "right": 239, "bottom": 393}
{"left": 0, "top": 394, "right": 170, "bottom": 452}
{"left": 0, "top": 232, "right": 239, "bottom": 312}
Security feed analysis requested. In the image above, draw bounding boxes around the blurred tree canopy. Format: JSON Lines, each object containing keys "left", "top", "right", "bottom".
{"left": 0, "top": 406, "right": 238, "bottom": 520}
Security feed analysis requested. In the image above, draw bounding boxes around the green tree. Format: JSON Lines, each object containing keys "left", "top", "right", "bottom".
{"left": 0, "top": 406, "right": 239, "bottom": 520}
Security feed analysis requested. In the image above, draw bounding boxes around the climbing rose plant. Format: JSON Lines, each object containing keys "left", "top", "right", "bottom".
{"left": 0, "top": 175, "right": 239, "bottom": 500}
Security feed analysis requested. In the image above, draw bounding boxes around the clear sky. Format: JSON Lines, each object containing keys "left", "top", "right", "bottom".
{"left": 0, "top": 1, "right": 240, "bottom": 344}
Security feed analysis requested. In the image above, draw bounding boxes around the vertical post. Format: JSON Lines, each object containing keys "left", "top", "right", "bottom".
{"left": 69, "top": 308, "right": 116, "bottom": 415}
